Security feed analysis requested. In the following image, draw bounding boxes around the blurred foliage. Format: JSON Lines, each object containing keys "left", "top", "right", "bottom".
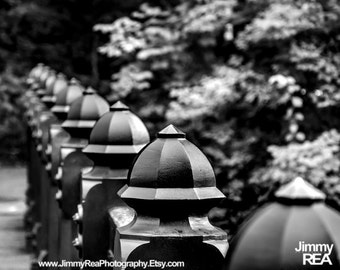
{"left": 250, "top": 130, "right": 340, "bottom": 199}
{"left": 0, "top": 0, "right": 142, "bottom": 163}
{"left": 0, "top": 72, "right": 25, "bottom": 163}
{"left": 95, "top": 0, "right": 340, "bottom": 235}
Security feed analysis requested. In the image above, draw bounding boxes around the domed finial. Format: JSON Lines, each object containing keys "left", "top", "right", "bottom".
{"left": 275, "top": 177, "right": 326, "bottom": 202}
{"left": 110, "top": 101, "right": 130, "bottom": 111}
{"left": 84, "top": 87, "right": 96, "bottom": 95}
{"left": 70, "top": 78, "right": 79, "bottom": 84}
{"left": 57, "top": 72, "right": 65, "bottom": 78}
{"left": 157, "top": 124, "right": 186, "bottom": 138}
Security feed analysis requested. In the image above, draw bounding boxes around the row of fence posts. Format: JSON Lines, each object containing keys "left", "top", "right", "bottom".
{"left": 23, "top": 63, "right": 340, "bottom": 270}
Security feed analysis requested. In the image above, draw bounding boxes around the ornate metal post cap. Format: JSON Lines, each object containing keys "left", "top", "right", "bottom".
{"left": 61, "top": 88, "right": 109, "bottom": 139}
{"left": 36, "top": 66, "right": 52, "bottom": 97}
{"left": 44, "top": 70, "right": 57, "bottom": 91}
{"left": 222, "top": 177, "right": 340, "bottom": 270}
{"left": 83, "top": 101, "right": 150, "bottom": 162}
{"left": 28, "top": 63, "right": 45, "bottom": 84}
{"left": 119, "top": 124, "right": 225, "bottom": 215}
{"left": 38, "top": 66, "right": 51, "bottom": 85}
{"left": 83, "top": 87, "right": 96, "bottom": 95}
{"left": 29, "top": 63, "right": 44, "bottom": 75}
{"left": 51, "top": 78, "right": 84, "bottom": 120}
{"left": 41, "top": 72, "right": 67, "bottom": 108}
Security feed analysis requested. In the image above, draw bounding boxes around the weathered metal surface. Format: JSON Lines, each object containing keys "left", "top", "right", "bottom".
{"left": 56, "top": 89, "right": 109, "bottom": 268}
{"left": 23, "top": 90, "right": 42, "bottom": 239}
{"left": 223, "top": 177, "right": 340, "bottom": 270}
{"left": 24, "top": 66, "right": 71, "bottom": 269}
{"left": 27, "top": 103, "right": 47, "bottom": 247}
{"left": 23, "top": 68, "right": 53, "bottom": 269}
{"left": 42, "top": 73, "right": 68, "bottom": 109}
{"left": 44, "top": 77, "right": 85, "bottom": 264}
{"left": 45, "top": 124, "right": 70, "bottom": 267}
{"left": 35, "top": 110, "right": 59, "bottom": 264}
{"left": 36, "top": 66, "right": 51, "bottom": 98}
{"left": 51, "top": 78, "right": 84, "bottom": 121}
{"left": 77, "top": 101, "right": 149, "bottom": 268}
{"left": 112, "top": 124, "right": 228, "bottom": 270}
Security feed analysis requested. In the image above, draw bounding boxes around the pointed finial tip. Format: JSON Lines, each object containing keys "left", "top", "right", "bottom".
{"left": 84, "top": 87, "right": 96, "bottom": 95}
{"left": 157, "top": 124, "right": 186, "bottom": 138}
{"left": 293, "top": 176, "right": 305, "bottom": 184}
{"left": 70, "top": 78, "right": 79, "bottom": 84}
{"left": 275, "top": 177, "right": 326, "bottom": 202}
{"left": 110, "top": 101, "right": 130, "bottom": 111}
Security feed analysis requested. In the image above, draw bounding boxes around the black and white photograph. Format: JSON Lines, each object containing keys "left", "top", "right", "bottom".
{"left": 0, "top": 0, "right": 340, "bottom": 269}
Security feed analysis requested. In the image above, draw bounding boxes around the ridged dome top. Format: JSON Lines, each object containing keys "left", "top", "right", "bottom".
{"left": 42, "top": 73, "right": 68, "bottom": 108}
{"left": 44, "top": 70, "right": 57, "bottom": 92}
{"left": 29, "top": 63, "right": 44, "bottom": 81}
{"left": 46, "top": 73, "right": 67, "bottom": 96}
{"left": 83, "top": 101, "right": 150, "bottom": 157}
{"left": 51, "top": 78, "right": 84, "bottom": 120}
{"left": 223, "top": 178, "right": 340, "bottom": 270}
{"left": 119, "top": 125, "right": 224, "bottom": 206}
{"left": 38, "top": 66, "right": 51, "bottom": 87}
{"left": 61, "top": 88, "right": 109, "bottom": 138}
{"left": 35, "top": 66, "right": 52, "bottom": 97}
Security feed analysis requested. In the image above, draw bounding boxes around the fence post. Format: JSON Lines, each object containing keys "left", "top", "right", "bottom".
{"left": 23, "top": 65, "right": 57, "bottom": 269}
{"left": 32, "top": 71, "right": 63, "bottom": 268}
{"left": 24, "top": 98, "right": 45, "bottom": 245}
{"left": 34, "top": 104, "right": 58, "bottom": 266}
{"left": 23, "top": 64, "right": 46, "bottom": 249}
{"left": 73, "top": 101, "right": 150, "bottom": 268}
{"left": 112, "top": 124, "right": 229, "bottom": 270}
{"left": 44, "top": 78, "right": 84, "bottom": 265}
{"left": 55, "top": 88, "right": 109, "bottom": 267}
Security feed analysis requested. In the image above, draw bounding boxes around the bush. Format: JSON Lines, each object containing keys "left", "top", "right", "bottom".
{"left": 0, "top": 72, "right": 26, "bottom": 163}
{"left": 95, "top": 0, "right": 340, "bottom": 235}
